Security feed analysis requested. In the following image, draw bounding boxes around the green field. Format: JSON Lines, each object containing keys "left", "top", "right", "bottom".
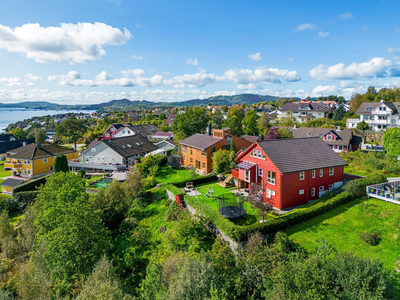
{"left": 156, "top": 166, "right": 199, "bottom": 184}
{"left": 0, "top": 161, "right": 12, "bottom": 185}
{"left": 285, "top": 197, "right": 400, "bottom": 269}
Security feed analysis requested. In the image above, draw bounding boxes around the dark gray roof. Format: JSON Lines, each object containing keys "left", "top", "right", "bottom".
{"left": 282, "top": 102, "right": 329, "bottom": 112}
{"left": 240, "top": 135, "right": 260, "bottom": 143}
{"left": 125, "top": 124, "right": 162, "bottom": 137}
{"left": 257, "top": 137, "right": 347, "bottom": 174}
{"left": 289, "top": 127, "right": 352, "bottom": 146}
{"left": 0, "top": 134, "right": 16, "bottom": 142}
{"left": 0, "top": 178, "right": 25, "bottom": 188}
{"left": 0, "top": 139, "right": 33, "bottom": 154}
{"left": 180, "top": 134, "right": 222, "bottom": 150}
{"left": 101, "top": 135, "right": 158, "bottom": 158}
{"left": 355, "top": 102, "right": 400, "bottom": 115}
{"left": 165, "top": 113, "right": 177, "bottom": 124}
{"left": 7, "top": 142, "right": 75, "bottom": 160}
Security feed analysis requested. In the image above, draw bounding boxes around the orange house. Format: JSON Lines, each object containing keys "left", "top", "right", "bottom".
{"left": 180, "top": 127, "right": 255, "bottom": 174}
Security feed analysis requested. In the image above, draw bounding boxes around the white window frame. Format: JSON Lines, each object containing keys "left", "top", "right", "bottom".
{"left": 299, "top": 189, "right": 304, "bottom": 195}
{"left": 258, "top": 168, "right": 263, "bottom": 177}
{"left": 319, "top": 169, "right": 323, "bottom": 177}
{"left": 43, "top": 157, "right": 48, "bottom": 163}
{"left": 312, "top": 170, "right": 315, "bottom": 178}
{"left": 245, "top": 169, "right": 250, "bottom": 182}
{"left": 319, "top": 186, "right": 324, "bottom": 191}
{"left": 258, "top": 150, "right": 262, "bottom": 158}
{"left": 327, "top": 135, "right": 332, "bottom": 140}
{"left": 329, "top": 167, "right": 334, "bottom": 176}
{"left": 50, "top": 166, "right": 54, "bottom": 171}
{"left": 311, "top": 188, "right": 315, "bottom": 197}
{"left": 267, "top": 171, "right": 276, "bottom": 185}
{"left": 91, "top": 148, "right": 96, "bottom": 152}
{"left": 23, "top": 160, "right": 30, "bottom": 165}
{"left": 271, "top": 190, "right": 275, "bottom": 196}
{"left": 266, "top": 189, "right": 271, "bottom": 197}
{"left": 299, "top": 171, "right": 305, "bottom": 180}
{"left": 329, "top": 184, "right": 334, "bottom": 190}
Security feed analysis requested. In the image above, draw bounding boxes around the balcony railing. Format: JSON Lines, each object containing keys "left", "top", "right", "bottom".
{"left": 4, "top": 161, "right": 22, "bottom": 169}
{"left": 366, "top": 181, "right": 400, "bottom": 205}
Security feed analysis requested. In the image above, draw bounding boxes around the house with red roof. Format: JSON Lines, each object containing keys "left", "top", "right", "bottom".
{"left": 232, "top": 137, "right": 347, "bottom": 210}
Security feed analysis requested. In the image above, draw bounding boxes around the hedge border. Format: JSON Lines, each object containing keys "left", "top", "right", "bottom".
{"left": 13, "top": 175, "right": 50, "bottom": 193}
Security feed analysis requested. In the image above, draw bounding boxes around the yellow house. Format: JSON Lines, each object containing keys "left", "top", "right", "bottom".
{"left": 4, "top": 143, "right": 78, "bottom": 179}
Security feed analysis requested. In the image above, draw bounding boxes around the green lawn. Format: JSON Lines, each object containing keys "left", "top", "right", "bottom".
{"left": 193, "top": 181, "right": 275, "bottom": 226}
{"left": 156, "top": 166, "right": 198, "bottom": 184}
{"left": 285, "top": 197, "right": 400, "bottom": 270}
{"left": 0, "top": 161, "right": 11, "bottom": 185}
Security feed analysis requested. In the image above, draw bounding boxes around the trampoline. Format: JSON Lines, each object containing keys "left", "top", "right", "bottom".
{"left": 96, "top": 178, "right": 112, "bottom": 189}
{"left": 218, "top": 193, "right": 246, "bottom": 218}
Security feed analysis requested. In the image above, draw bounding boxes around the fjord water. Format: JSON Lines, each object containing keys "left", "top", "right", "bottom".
{"left": 0, "top": 108, "right": 95, "bottom": 132}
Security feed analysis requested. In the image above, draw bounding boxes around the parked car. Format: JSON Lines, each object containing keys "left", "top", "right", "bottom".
{"left": 375, "top": 146, "right": 385, "bottom": 153}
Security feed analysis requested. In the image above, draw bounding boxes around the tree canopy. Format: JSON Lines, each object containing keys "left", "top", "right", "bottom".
{"left": 224, "top": 106, "right": 244, "bottom": 136}
{"left": 55, "top": 117, "right": 87, "bottom": 150}
{"left": 383, "top": 127, "right": 400, "bottom": 156}
{"left": 171, "top": 107, "right": 209, "bottom": 141}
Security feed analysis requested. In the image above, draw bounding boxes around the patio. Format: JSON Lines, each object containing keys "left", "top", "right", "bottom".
{"left": 366, "top": 181, "right": 400, "bottom": 205}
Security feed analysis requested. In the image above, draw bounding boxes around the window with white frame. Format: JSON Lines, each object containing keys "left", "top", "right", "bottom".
{"left": 319, "top": 186, "right": 324, "bottom": 191}
{"left": 299, "top": 171, "right": 305, "bottom": 180}
{"left": 253, "top": 149, "right": 257, "bottom": 156}
{"left": 312, "top": 170, "right": 315, "bottom": 178}
{"left": 271, "top": 190, "right": 275, "bottom": 196}
{"left": 23, "top": 160, "right": 30, "bottom": 165}
{"left": 91, "top": 148, "right": 96, "bottom": 152}
{"left": 267, "top": 171, "right": 276, "bottom": 185}
{"left": 266, "top": 189, "right": 271, "bottom": 197}
{"left": 311, "top": 187, "right": 315, "bottom": 196}
{"left": 329, "top": 167, "right": 334, "bottom": 176}
{"left": 329, "top": 184, "right": 334, "bottom": 190}
{"left": 327, "top": 135, "right": 332, "bottom": 140}
{"left": 245, "top": 169, "right": 250, "bottom": 181}
{"left": 43, "top": 158, "right": 48, "bottom": 163}
{"left": 258, "top": 168, "right": 263, "bottom": 177}
{"left": 299, "top": 189, "right": 304, "bottom": 195}
{"left": 320, "top": 169, "right": 323, "bottom": 177}
{"left": 258, "top": 150, "right": 262, "bottom": 158}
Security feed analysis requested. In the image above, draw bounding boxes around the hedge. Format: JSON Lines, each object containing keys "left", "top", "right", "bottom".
{"left": 166, "top": 184, "right": 184, "bottom": 197}
{"left": 14, "top": 191, "right": 39, "bottom": 206}
{"left": 170, "top": 174, "right": 217, "bottom": 188}
{"left": 13, "top": 175, "right": 50, "bottom": 193}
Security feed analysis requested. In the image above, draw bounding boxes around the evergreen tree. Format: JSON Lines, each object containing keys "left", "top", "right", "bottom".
{"left": 333, "top": 104, "right": 346, "bottom": 121}
{"left": 54, "top": 155, "right": 69, "bottom": 173}
{"left": 230, "top": 138, "right": 236, "bottom": 154}
{"left": 242, "top": 110, "right": 259, "bottom": 135}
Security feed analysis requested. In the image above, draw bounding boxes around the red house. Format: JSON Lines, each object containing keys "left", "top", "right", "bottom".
{"left": 232, "top": 137, "right": 347, "bottom": 210}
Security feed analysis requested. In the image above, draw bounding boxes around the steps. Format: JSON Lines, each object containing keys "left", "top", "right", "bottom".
{"left": 217, "top": 174, "right": 235, "bottom": 188}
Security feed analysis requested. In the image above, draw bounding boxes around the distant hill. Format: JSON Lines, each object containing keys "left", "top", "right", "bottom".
{"left": 0, "top": 94, "right": 301, "bottom": 110}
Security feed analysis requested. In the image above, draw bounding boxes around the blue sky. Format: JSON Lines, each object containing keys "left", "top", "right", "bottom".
{"left": 0, "top": 0, "right": 400, "bottom": 104}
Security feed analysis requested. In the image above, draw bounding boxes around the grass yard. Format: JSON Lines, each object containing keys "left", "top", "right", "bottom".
{"left": 193, "top": 181, "right": 275, "bottom": 226}
{"left": 156, "top": 166, "right": 198, "bottom": 184}
{"left": 285, "top": 197, "right": 400, "bottom": 270}
{"left": 0, "top": 161, "right": 11, "bottom": 185}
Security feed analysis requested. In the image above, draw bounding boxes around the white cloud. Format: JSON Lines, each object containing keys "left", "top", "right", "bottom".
{"left": 120, "top": 68, "right": 145, "bottom": 77}
{"left": 237, "top": 83, "right": 263, "bottom": 90}
{"left": 318, "top": 31, "right": 330, "bottom": 38}
{"left": 207, "top": 90, "right": 236, "bottom": 97}
{"left": 294, "top": 23, "right": 317, "bottom": 31}
{"left": 309, "top": 57, "right": 392, "bottom": 80}
{"left": 24, "top": 73, "right": 42, "bottom": 81}
{"left": 289, "top": 57, "right": 294, "bottom": 61}
{"left": 224, "top": 67, "right": 300, "bottom": 84}
{"left": 95, "top": 71, "right": 112, "bottom": 81}
{"left": 136, "top": 24, "right": 143, "bottom": 28}
{"left": 170, "top": 68, "right": 221, "bottom": 87}
{"left": 339, "top": 12, "right": 354, "bottom": 20}
{"left": 249, "top": 52, "right": 262, "bottom": 61}
{"left": 132, "top": 55, "right": 143, "bottom": 60}
{"left": 0, "top": 77, "right": 23, "bottom": 87}
{"left": 185, "top": 58, "right": 199, "bottom": 66}
{"left": 0, "top": 22, "right": 132, "bottom": 63}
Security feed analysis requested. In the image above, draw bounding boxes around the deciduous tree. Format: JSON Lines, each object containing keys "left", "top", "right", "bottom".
{"left": 55, "top": 117, "right": 87, "bottom": 151}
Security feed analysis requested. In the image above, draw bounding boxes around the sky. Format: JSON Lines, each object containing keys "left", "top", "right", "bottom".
{"left": 0, "top": 0, "right": 400, "bottom": 104}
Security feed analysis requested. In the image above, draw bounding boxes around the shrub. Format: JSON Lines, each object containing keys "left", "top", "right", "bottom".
{"left": 13, "top": 175, "right": 49, "bottom": 193}
{"left": 342, "top": 173, "right": 387, "bottom": 197}
{"left": 4, "top": 198, "right": 20, "bottom": 214}
{"left": 171, "top": 174, "right": 217, "bottom": 188}
{"left": 14, "top": 191, "right": 39, "bottom": 207}
{"left": 142, "top": 175, "right": 158, "bottom": 190}
{"left": 359, "top": 231, "right": 380, "bottom": 246}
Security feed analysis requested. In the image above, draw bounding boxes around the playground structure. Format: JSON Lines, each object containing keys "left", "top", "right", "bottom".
{"left": 218, "top": 192, "right": 246, "bottom": 219}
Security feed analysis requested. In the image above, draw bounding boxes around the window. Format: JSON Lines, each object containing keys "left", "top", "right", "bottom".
{"left": 258, "top": 168, "right": 263, "bottom": 177}
{"left": 311, "top": 188, "right": 315, "bottom": 197}
{"left": 202, "top": 162, "right": 206, "bottom": 169}
{"left": 267, "top": 171, "right": 276, "bottom": 185}
{"left": 299, "top": 171, "right": 305, "bottom": 180}
{"left": 50, "top": 166, "right": 54, "bottom": 171}
{"left": 339, "top": 146, "right": 343, "bottom": 151}
{"left": 182, "top": 145, "right": 187, "bottom": 153}
{"left": 312, "top": 170, "right": 315, "bottom": 178}
{"left": 319, "top": 169, "right": 323, "bottom": 177}
{"left": 258, "top": 150, "right": 262, "bottom": 158}
{"left": 299, "top": 189, "right": 304, "bottom": 195}
{"left": 183, "top": 155, "right": 186, "bottom": 161}
{"left": 24, "top": 169, "right": 31, "bottom": 175}
{"left": 327, "top": 135, "right": 332, "bottom": 140}
{"left": 43, "top": 158, "right": 48, "bottom": 163}
{"left": 91, "top": 148, "right": 96, "bottom": 152}
{"left": 329, "top": 167, "right": 334, "bottom": 176}
{"left": 23, "top": 160, "right": 30, "bottom": 165}
{"left": 245, "top": 169, "right": 250, "bottom": 181}
{"left": 253, "top": 149, "right": 257, "bottom": 156}
{"left": 271, "top": 190, "right": 276, "bottom": 196}
{"left": 190, "top": 158, "right": 193, "bottom": 164}
{"left": 201, "top": 150, "right": 206, "bottom": 157}
{"left": 267, "top": 189, "right": 271, "bottom": 197}
{"left": 329, "top": 184, "right": 334, "bottom": 190}
{"left": 196, "top": 160, "right": 200, "bottom": 169}
{"left": 319, "top": 186, "right": 324, "bottom": 191}
{"left": 190, "top": 148, "right": 193, "bottom": 155}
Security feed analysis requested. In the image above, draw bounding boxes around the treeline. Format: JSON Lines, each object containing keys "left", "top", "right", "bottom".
{"left": 350, "top": 86, "right": 400, "bottom": 112}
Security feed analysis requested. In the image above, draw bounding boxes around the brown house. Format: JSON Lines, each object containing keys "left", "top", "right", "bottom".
{"left": 179, "top": 126, "right": 254, "bottom": 174}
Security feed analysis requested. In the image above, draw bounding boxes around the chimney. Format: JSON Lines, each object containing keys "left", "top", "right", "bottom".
{"left": 23, "top": 141, "right": 27, "bottom": 147}
{"left": 380, "top": 99, "right": 384, "bottom": 103}
{"left": 258, "top": 134, "right": 264, "bottom": 141}
{"left": 208, "top": 123, "right": 212, "bottom": 136}
{"left": 293, "top": 124, "right": 297, "bottom": 130}
{"left": 337, "top": 126, "right": 341, "bottom": 132}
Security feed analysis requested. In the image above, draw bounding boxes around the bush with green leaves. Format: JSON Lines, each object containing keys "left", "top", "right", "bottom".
{"left": 359, "top": 231, "right": 380, "bottom": 246}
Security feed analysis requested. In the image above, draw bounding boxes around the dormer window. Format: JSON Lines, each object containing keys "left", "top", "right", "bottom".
{"left": 327, "top": 135, "right": 332, "bottom": 140}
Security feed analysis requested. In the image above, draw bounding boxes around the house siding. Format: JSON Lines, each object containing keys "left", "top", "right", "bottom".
{"left": 82, "top": 142, "right": 123, "bottom": 165}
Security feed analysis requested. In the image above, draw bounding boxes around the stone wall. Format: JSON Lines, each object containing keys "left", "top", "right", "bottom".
{"left": 356, "top": 130, "right": 383, "bottom": 143}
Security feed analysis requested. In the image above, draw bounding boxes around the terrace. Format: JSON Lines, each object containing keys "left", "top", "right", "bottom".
{"left": 366, "top": 181, "right": 400, "bottom": 205}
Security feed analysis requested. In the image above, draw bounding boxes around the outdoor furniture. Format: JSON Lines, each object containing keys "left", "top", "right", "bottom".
{"left": 186, "top": 182, "right": 193, "bottom": 189}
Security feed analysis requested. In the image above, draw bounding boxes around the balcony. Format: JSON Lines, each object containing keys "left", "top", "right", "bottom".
{"left": 4, "top": 161, "right": 22, "bottom": 169}
{"left": 232, "top": 169, "right": 239, "bottom": 178}
{"left": 68, "top": 160, "right": 120, "bottom": 171}
{"left": 367, "top": 181, "right": 400, "bottom": 205}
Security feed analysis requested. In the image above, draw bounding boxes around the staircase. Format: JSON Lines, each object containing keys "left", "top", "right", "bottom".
{"left": 217, "top": 174, "right": 235, "bottom": 188}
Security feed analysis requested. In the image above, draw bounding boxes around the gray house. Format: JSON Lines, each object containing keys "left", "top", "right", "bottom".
{"left": 69, "top": 135, "right": 158, "bottom": 172}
